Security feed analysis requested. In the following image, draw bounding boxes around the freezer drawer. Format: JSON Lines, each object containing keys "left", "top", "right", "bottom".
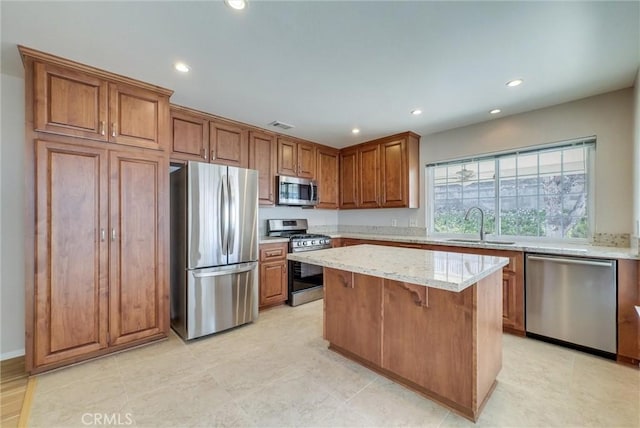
{"left": 173, "top": 262, "right": 258, "bottom": 340}
{"left": 525, "top": 254, "right": 616, "bottom": 355}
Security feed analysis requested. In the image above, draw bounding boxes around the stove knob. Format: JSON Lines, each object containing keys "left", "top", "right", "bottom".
{"left": 311, "top": 240, "right": 317, "bottom": 246}
{"left": 303, "top": 241, "right": 308, "bottom": 246}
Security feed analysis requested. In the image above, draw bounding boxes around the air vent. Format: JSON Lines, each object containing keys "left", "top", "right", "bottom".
{"left": 268, "top": 121, "right": 295, "bottom": 130}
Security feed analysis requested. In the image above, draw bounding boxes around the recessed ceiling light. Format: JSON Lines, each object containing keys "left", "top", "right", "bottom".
{"left": 225, "top": 0, "right": 247, "bottom": 10}
{"left": 506, "top": 79, "right": 523, "bottom": 87}
{"left": 352, "top": 128, "right": 360, "bottom": 134}
{"left": 174, "top": 62, "right": 190, "bottom": 73}
{"left": 411, "top": 109, "right": 422, "bottom": 115}
{"left": 490, "top": 109, "right": 501, "bottom": 115}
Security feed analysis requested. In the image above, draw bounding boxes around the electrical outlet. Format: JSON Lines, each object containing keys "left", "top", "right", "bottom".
{"left": 391, "top": 219, "right": 398, "bottom": 227}
{"left": 409, "top": 217, "right": 418, "bottom": 227}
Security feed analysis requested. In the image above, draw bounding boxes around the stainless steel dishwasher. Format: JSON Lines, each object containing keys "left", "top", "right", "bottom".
{"left": 525, "top": 254, "right": 617, "bottom": 357}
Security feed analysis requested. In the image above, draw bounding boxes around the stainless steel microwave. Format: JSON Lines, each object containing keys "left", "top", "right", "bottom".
{"left": 277, "top": 176, "right": 318, "bottom": 206}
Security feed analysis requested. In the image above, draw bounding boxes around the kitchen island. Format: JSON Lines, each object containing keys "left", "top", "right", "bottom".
{"left": 288, "top": 244, "right": 509, "bottom": 421}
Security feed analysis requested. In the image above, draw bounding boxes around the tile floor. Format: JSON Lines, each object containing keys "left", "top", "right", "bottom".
{"left": 29, "top": 300, "right": 639, "bottom": 427}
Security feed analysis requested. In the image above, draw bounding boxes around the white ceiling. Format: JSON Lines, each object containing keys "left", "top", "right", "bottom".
{"left": 2, "top": 1, "right": 639, "bottom": 148}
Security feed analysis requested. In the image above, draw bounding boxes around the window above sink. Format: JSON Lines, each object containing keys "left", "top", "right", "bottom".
{"left": 426, "top": 137, "right": 595, "bottom": 242}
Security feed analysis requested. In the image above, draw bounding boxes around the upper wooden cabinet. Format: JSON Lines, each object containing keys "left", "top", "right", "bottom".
{"left": 209, "top": 120, "right": 248, "bottom": 168}
{"left": 339, "top": 148, "right": 358, "bottom": 209}
{"left": 170, "top": 107, "right": 209, "bottom": 161}
{"left": 28, "top": 49, "right": 171, "bottom": 151}
{"left": 339, "top": 132, "right": 420, "bottom": 209}
{"left": 249, "top": 131, "right": 277, "bottom": 206}
{"left": 316, "top": 146, "right": 339, "bottom": 209}
{"left": 277, "top": 137, "right": 316, "bottom": 179}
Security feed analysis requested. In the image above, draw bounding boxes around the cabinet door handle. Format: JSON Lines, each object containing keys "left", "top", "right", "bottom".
{"left": 111, "top": 228, "right": 116, "bottom": 241}
{"left": 211, "top": 149, "right": 216, "bottom": 161}
{"left": 202, "top": 147, "right": 207, "bottom": 160}
{"left": 99, "top": 121, "right": 106, "bottom": 136}
{"left": 111, "top": 123, "right": 117, "bottom": 138}
{"left": 100, "top": 228, "right": 106, "bottom": 242}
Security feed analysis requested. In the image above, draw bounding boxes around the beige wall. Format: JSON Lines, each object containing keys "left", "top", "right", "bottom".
{"left": 1, "top": 73, "right": 26, "bottom": 359}
{"left": 340, "top": 89, "right": 635, "bottom": 235}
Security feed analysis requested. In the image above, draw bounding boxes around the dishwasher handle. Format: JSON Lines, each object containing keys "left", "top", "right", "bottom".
{"left": 526, "top": 255, "right": 614, "bottom": 268}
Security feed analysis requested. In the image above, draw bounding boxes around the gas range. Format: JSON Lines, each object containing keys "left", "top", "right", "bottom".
{"left": 267, "top": 219, "right": 332, "bottom": 252}
{"left": 266, "top": 219, "right": 331, "bottom": 307}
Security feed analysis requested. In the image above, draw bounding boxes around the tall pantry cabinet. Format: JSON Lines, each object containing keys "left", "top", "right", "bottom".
{"left": 20, "top": 46, "right": 172, "bottom": 373}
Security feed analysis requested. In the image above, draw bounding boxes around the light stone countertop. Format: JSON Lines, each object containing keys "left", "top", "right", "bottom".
{"left": 328, "top": 233, "right": 640, "bottom": 260}
{"left": 259, "top": 236, "right": 289, "bottom": 244}
{"left": 287, "top": 244, "right": 509, "bottom": 292}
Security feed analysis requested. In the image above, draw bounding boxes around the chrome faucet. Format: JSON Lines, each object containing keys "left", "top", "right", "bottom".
{"left": 465, "top": 206, "right": 485, "bottom": 241}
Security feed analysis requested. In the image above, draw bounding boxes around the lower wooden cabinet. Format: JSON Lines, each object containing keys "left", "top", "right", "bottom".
{"left": 31, "top": 140, "right": 168, "bottom": 372}
{"left": 617, "top": 259, "right": 640, "bottom": 363}
{"left": 324, "top": 268, "right": 382, "bottom": 365}
{"left": 259, "top": 242, "right": 288, "bottom": 309}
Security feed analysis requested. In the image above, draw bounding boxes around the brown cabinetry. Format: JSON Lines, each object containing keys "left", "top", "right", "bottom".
{"left": 324, "top": 268, "right": 382, "bottom": 365}
{"left": 22, "top": 46, "right": 171, "bottom": 373}
{"left": 339, "top": 132, "right": 420, "bottom": 209}
{"left": 209, "top": 120, "right": 248, "bottom": 168}
{"left": 617, "top": 259, "right": 639, "bottom": 364}
{"left": 33, "top": 58, "right": 170, "bottom": 151}
{"left": 170, "top": 107, "right": 209, "bottom": 161}
{"left": 259, "top": 242, "right": 289, "bottom": 309}
{"left": 277, "top": 137, "right": 315, "bottom": 179}
{"left": 249, "top": 131, "right": 277, "bottom": 206}
{"left": 33, "top": 140, "right": 168, "bottom": 369}
{"left": 316, "top": 146, "right": 339, "bottom": 209}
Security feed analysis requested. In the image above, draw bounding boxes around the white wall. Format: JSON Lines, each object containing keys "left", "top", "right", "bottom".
{"left": 259, "top": 206, "right": 338, "bottom": 232}
{"left": 339, "top": 89, "right": 635, "bottom": 235}
{"left": 1, "top": 73, "right": 26, "bottom": 359}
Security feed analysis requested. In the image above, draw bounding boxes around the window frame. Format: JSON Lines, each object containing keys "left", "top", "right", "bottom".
{"left": 426, "top": 137, "right": 596, "bottom": 243}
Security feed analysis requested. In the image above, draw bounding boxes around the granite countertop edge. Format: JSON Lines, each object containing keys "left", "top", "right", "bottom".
{"left": 287, "top": 246, "right": 509, "bottom": 292}
{"left": 325, "top": 233, "right": 640, "bottom": 260}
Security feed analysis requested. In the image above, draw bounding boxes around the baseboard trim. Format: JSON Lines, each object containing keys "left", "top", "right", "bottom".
{"left": 1, "top": 349, "right": 26, "bottom": 361}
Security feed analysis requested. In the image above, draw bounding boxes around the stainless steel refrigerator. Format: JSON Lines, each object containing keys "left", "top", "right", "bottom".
{"left": 170, "top": 161, "right": 259, "bottom": 340}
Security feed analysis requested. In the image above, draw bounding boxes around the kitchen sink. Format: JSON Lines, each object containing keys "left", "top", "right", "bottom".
{"left": 446, "top": 238, "right": 516, "bottom": 245}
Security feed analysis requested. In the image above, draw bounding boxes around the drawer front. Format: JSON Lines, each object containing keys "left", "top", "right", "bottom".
{"left": 259, "top": 243, "right": 287, "bottom": 261}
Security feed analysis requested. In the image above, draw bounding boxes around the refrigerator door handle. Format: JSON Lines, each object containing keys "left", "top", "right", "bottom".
{"left": 192, "top": 262, "right": 257, "bottom": 278}
{"left": 219, "top": 176, "right": 228, "bottom": 255}
{"left": 227, "top": 175, "right": 236, "bottom": 252}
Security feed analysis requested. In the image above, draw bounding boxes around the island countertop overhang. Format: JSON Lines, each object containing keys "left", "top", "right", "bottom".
{"left": 287, "top": 244, "right": 509, "bottom": 292}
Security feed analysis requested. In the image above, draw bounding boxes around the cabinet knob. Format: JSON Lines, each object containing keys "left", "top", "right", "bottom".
{"left": 111, "top": 123, "right": 117, "bottom": 138}
{"left": 111, "top": 228, "right": 116, "bottom": 241}
{"left": 100, "top": 228, "right": 106, "bottom": 242}
{"left": 99, "top": 121, "right": 106, "bottom": 136}
{"left": 202, "top": 148, "right": 207, "bottom": 160}
{"left": 211, "top": 149, "right": 216, "bottom": 161}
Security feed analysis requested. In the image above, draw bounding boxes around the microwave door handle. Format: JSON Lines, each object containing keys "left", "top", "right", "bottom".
{"left": 310, "top": 183, "right": 315, "bottom": 203}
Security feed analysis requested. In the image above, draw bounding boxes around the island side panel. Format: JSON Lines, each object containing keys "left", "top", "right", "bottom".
{"left": 324, "top": 268, "right": 383, "bottom": 366}
{"left": 382, "top": 279, "right": 474, "bottom": 411}
{"left": 473, "top": 269, "right": 503, "bottom": 414}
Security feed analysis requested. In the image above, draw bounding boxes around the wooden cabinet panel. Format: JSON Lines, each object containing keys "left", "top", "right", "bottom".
{"left": 109, "top": 150, "right": 167, "bottom": 346}
{"left": 297, "top": 142, "right": 316, "bottom": 179}
{"left": 259, "top": 242, "right": 288, "bottom": 308}
{"left": 249, "top": 131, "right": 276, "bottom": 205}
{"left": 324, "top": 269, "right": 382, "bottom": 365}
{"left": 359, "top": 144, "right": 380, "bottom": 208}
{"left": 210, "top": 121, "right": 248, "bottom": 168}
{"left": 316, "top": 146, "right": 339, "bottom": 209}
{"left": 260, "top": 262, "right": 288, "bottom": 307}
{"left": 277, "top": 137, "right": 298, "bottom": 176}
{"left": 380, "top": 139, "right": 406, "bottom": 207}
{"left": 34, "top": 140, "right": 109, "bottom": 367}
{"left": 618, "top": 259, "right": 639, "bottom": 363}
{"left": 383, "top": 279, "right": 474, "bottom": 408}
{"left": 339, "top": 148, "right": 358, "bottom": 209}
{"left": 171, "top": 108, "right": 208, "bottom": 161}
{"left": 34, "top": 62, "right": 109, "bottom": 140}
